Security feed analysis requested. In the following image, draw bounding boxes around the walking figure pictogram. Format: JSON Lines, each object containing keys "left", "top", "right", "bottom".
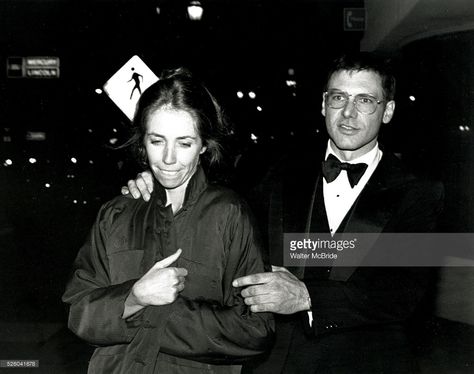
{"left": 128, "top": 67, "right": 143, "bottom": 100}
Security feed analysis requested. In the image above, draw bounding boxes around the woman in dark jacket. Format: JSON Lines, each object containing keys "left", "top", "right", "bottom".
{"left": 62, "top": 68, "right": 274, "bottom": 374}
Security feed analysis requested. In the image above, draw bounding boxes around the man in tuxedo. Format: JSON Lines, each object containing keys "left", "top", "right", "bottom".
{"left": 124, "top": 53, "right": 443, "bottom": 373}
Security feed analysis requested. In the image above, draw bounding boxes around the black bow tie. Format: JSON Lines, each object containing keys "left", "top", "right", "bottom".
{"left": 322, "top": 154, "right": 368, "bottom": 188}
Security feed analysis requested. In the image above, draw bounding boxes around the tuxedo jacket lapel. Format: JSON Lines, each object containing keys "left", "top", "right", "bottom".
{"left": 330, "top": 153, "right": 415, "bottom": 281}
{"left": 273, "top": 146, "right": 414, "bottom": 281}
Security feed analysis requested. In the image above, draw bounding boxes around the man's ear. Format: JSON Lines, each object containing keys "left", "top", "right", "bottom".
{"left": 321, "top": 93, "right": 327, "bottom": 117}
{"left": 200, "top": 146, "right": 207, "bottom": 155}
{"left": 382, "top": 100, "right": 395, "bottom": 124}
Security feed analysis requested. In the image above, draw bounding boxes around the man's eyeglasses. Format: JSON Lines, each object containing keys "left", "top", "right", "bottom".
{"left": 324, "top": 91, "right": 384, "bottom": 115}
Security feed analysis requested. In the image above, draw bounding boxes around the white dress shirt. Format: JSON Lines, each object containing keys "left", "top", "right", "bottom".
{"left": 323, "top": 141, "right": 383, "bottom": 235}
{"left": 307, "top": 142, "right": 382, "bottom": 326}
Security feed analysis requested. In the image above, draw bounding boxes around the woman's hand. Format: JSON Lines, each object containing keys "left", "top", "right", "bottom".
{"left": 123, "top": 249, "right": 188, "bottom": 318}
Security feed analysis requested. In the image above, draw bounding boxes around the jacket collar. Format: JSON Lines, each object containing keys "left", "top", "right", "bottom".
{"left": 281, "top": 142, "right": 415, "bottom": 281}
{"left": 330, "top": 151, "right": 416, "bottom": 280}
{"left": 152, "top": 165, "right": 208, "bottom": 209}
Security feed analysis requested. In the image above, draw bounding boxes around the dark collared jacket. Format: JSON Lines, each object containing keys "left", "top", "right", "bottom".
{"left": 62, "top": 166, "right": 274, "bottom": 373}
{"left": 245, "top": 142, "right": 444, "bottom": 374}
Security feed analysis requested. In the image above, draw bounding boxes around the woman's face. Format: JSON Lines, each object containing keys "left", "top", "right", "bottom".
{"left": 144, "top": 108, "right": 206, "bottom": 190}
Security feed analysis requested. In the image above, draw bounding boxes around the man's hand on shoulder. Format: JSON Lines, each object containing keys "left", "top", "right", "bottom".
{"left": 233, "top": 266, "right": 311, "bottom": 315}
{"left": 121, "top": 170, "right": 154, "bottom": 202}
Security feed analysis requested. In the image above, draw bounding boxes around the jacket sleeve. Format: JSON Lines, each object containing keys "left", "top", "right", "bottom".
{"left": 61, "top": 200, "right": 154, "bottom": 345}
{"left": 305, "top": 179, "right": 445, "bottom": 336}
{"left": 145, "top": 200, "right": 275, "bottom": 363}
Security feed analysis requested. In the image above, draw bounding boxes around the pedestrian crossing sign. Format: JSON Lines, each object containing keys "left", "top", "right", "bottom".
{"left": 103, "top": 55, "right": 159, "bottom": 121}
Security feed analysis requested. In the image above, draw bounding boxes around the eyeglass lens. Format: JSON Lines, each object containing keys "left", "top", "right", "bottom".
{"left": 326, "top": 92, "right": 378, "bottom": 114}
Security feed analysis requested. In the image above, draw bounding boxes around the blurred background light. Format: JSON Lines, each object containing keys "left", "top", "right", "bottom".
{"left": 187, "top": 1, "right": 203, "bottom": 21}
{"left": 26, "top": 131, "right": 46, "bottom": 141}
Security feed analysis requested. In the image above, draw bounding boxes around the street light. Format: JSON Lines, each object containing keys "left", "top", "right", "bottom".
{"left": 187, "top": 1, "right": 203, "bottom": 21}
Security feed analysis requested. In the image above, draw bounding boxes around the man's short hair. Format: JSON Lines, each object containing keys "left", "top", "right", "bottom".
{"left": 326, "top": 52, "right": 396, "bottom": 101}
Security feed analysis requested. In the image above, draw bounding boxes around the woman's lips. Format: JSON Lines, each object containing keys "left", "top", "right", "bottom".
{"left": 160, "top": 169, "right": 179, "bottom": 175}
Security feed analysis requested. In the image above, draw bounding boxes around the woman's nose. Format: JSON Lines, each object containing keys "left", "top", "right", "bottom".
{"left": 163, "top": 145, "right": 177, "bottom": 164}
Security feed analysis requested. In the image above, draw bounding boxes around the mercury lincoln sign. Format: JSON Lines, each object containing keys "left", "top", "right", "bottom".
{"left": 7, "top": 56, "right": 60, "bottom": 78}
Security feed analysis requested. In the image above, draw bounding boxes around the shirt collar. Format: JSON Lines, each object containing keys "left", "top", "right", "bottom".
{"left": 325, "top": 140, "right": 381, "bottom": 167}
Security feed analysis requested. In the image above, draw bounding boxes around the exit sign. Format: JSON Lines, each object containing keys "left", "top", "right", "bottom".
{"left": 7, "top": 56, "right": 60, "bottom": 78}
{"left": 344, "top": 8, "right": 366, "bottom": 31}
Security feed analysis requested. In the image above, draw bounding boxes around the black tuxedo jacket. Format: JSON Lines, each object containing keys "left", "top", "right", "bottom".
{"left": 245, "top": 142, "right": 444, "bottom": 374}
